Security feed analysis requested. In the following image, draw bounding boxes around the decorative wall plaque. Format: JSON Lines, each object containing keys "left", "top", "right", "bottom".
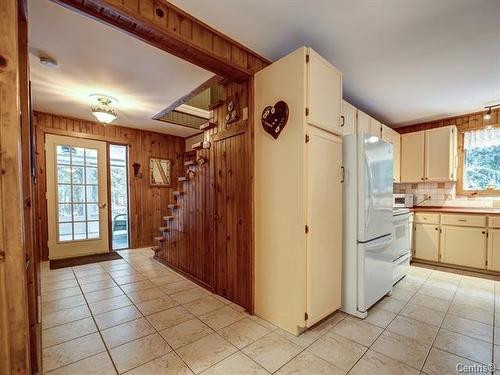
{"left": 225, "top": 94, "right": 240, "bottom": 124}
{"left": 261, "top": 101, "right": 289, "bottom": 139}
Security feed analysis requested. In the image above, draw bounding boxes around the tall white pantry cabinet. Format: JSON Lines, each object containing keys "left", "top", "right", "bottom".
{"left": 255, "top": 47, "right": 343, "bottom": 335}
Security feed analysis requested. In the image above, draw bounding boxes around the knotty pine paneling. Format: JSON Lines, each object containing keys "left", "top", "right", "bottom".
{"left": 154, "top": 80, "right": 254, "bottom": 311}
{"left": 52, "top": 0, "right": 270, "bottom": 81}
{"left": 396, "top": 108, "right": 500, "bottom": 134}
{"left": 34, "top": 112, "right": 185, "bottom": 260}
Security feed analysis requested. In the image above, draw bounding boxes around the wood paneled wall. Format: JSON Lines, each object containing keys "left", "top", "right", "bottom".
{"left": 155, "top": 80, "right": 255, "bottom": 311}
{"left": 34, "top": 112, "right": 185, "bottom": 260}
{"left": 51, "top": 0, "right": 270, "bottom": 81}
{"left": 396, "top": 108, "right": 500, "bottom": 134}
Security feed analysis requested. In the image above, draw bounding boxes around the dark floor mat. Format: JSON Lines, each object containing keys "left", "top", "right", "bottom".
{"left": 49, "top": 251, "right": 123, "bottom": 270}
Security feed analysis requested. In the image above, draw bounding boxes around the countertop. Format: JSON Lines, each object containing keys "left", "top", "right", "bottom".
{"left": 411, "top": 206, "right": 500, "bottom": 215}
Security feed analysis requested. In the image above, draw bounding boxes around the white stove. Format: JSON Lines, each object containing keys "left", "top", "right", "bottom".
{"left": 392, "top": 208, "right": 411, "bottom": 284}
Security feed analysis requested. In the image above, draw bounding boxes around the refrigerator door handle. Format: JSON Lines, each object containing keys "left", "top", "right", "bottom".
{"left": 364, "top": 155, "right": 374, "bottom": 233}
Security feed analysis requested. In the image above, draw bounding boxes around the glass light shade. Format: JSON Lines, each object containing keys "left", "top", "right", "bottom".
{"left": 92, "top": 110, "right": 117, "bottom": 124}
{"left": 484, "top": 113, "right": 492, "bottom": 120}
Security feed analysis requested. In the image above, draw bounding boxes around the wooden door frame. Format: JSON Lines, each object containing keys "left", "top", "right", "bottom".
{"left": 40, "top": 127, "right": 133, "bottom": 255}
{"left": 107, "top": 142, "right": 131, "bottom": 251}
{"left": 0, "top": 0, "right": 32, "bottom": 373}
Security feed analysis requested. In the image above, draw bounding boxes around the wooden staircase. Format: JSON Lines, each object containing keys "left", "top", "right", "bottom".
{"left": 152, "top": 145, "right": 211, "bottom": 268}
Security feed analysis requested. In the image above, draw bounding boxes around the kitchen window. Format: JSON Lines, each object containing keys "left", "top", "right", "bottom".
{"left": 460, "top": 127, "right": 500, "bottom": 195}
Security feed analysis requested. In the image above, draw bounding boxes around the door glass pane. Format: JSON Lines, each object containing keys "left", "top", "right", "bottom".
{"left": 55, "top": 143, "right": 101, "bottom": 242}
{"left": 59, "top": 223, "right": 73, "bottom": 241}
{"left": 87, "top": 203, "right": 99, "bottom": 221}
{"left": 58, "top": 185, "right": 71, "bottom": 203}
{"left": 72, "top": 147, "right": 85, "bottom": 166}
{"left": 86, "top": 185, "right": 98, "bottom": 203}
{"left": 85, "top": 149, "right": 97, "bottom": 166}
{"left": 110, "top": 145, "right": 129, "bottom": 250}
{"left": 87, "top": 221, "right": 100, "bottom": 239}
{"left": 72, "top": 166, "right": 84, "bottom": 184}
{"left": 72, "top": 204, "right": 86, "bottom": 221}
{"left": 86, "top": 167, "right": 98, "bottom": 184}
{"left": 57, "top": 145, "right": 71, "bottom": 165}
{"left": 58, "top": 204, "right": 72, "bottom": 222}
{"left": 73, "top": 222, "right": 87, "bottom": 240}
{"left": 72, "top": 185, "right": 85, "bottom": 202}
{"left": 57, "top": 165, "right": 71, "bottom": 183}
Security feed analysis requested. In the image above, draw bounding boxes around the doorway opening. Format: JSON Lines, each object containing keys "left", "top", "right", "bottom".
{"left": 109, "top": 144, "right": 129, "bottom": 250}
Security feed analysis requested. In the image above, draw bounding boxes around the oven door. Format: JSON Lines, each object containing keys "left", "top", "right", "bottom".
{"left": 391, "top": 213, "right": 410, "bottom": 260}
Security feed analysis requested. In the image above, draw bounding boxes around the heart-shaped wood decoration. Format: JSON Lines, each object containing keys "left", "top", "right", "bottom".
{"left": 261, "top": 101, "right": 289, "bottom": 139}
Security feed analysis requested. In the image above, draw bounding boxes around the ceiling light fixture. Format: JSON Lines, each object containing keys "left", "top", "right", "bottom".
{"left": 484, "top": 103, "right": 500, "bottom": 120}
{"left": 484, "top": 107, "right": 492, "bottom": 120}
{"left": 39, "top": 55, "right": 58, "bottom": 69}
{"left": 90, "top": 94, "right": 118, "bottom": 124}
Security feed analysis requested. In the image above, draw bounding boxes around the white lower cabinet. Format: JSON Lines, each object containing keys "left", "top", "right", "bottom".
{"left": 414, "top": 223, "right": 439, "bottom": 261}
{"left": 487, "top": 229, "right": 500, "bottom": 271}
{"left": 440, "top": 226, "right": 487, "bottom": 269}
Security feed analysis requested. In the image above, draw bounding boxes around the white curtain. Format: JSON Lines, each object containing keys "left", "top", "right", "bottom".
{"left": 464, "top": 127, "right": 500, "bottom": 150}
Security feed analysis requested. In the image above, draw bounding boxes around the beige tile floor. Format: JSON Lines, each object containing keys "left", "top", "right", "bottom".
{"left": 41, "top": 249, "right": 500, "bottom": 374}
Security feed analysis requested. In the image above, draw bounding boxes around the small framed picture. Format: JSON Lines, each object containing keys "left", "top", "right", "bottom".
{"left": 149, "top": 158, "right": 171, "bottom": 187}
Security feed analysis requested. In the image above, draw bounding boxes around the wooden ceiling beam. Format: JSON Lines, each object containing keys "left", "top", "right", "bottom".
{"left": 50, "top": 0, "right": 270, "bottom": 81}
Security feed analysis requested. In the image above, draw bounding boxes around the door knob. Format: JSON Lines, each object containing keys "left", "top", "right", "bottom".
{"left": 99, "top": 203, "right": 107, "bottom": 209}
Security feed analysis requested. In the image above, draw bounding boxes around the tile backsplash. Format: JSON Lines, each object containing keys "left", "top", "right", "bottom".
{"left": 394, "top": 182, "right": 500, "bottom": 208}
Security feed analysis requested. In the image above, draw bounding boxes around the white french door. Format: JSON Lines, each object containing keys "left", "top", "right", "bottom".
{"left": 46, "top": 135, "right": 109, "bottom": 259}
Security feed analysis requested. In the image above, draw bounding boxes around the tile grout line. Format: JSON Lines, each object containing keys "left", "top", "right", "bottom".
{"left": 344, "top": 268, "right": 434, "bottom": 374}
{"left": 418, "top": 269, "right": 463, "bottom": 373}
{"left": 102, "top": 253, "right": 198, "bottom": 375}
{"left": 70, "top": 265, "right": 121, "bottom": 375}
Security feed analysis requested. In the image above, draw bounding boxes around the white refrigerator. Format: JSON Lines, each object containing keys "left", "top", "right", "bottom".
{"left": 342, "top": 133, "right": 394, "bottom": 318}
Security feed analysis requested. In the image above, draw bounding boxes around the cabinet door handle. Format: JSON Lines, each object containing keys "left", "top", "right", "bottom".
{"left": 458, "top": 219, "right": 467, "bottom": 222}
{"left": 435, "top": 227, "right": 439, "bottom": 231}
{"left": 340, "top": 166, "right": 345, "bottom": 183}
{"left": 340, "top": 116, "right": 345, "bottom": 127}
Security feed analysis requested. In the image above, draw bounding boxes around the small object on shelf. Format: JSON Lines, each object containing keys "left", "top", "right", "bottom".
{"left": 192, "top": 141, "right": 211, "bottom": 150}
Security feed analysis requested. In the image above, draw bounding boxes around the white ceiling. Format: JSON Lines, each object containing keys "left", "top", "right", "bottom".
{"left": 29, "top": 0, "right": 214, "bottom": 137}
{"left": 171, "top": 0, "right": 500, "bottom": 127}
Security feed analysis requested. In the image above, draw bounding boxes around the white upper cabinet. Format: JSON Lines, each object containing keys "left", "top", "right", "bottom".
{"left": 306, "top": 48, "right": 342, "bottom": 136}
{"left": 425, "top": 126, "right": 457, "bottom": 181}
{"left": 357, "top": 110, "right": 371, "bottom": 135}
{"left": 401, "top": 131, "right": 425, "bottom": 182}
{"left": 341, "top": 100, "right": 357, "bottom": 136}
{"left": 400, "top": 126, "right": 457, "bottom": 183}
{"left": 382, "top": 124, "right": 401, "bottom": 183}
{"left": 369, "top": 117, "right": 382, "bottom": 138}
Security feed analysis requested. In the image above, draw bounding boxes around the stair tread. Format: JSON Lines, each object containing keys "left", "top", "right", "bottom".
{"left": 184, "top": 160, "right": 196, "bottom": 166}
{"left": 173, "top": 191, "right": 184, "bottom": 196}
{"left": 154, "top": 236, "right": 165, "bottom": 242}
{"left": 192, "top": 141, "right": 211, "bottom": 150}
{"left": 163, "top": 215, "right": 174, "bottom": 221}
{"left": 178, "top": 177, "right": 188, "bottom": 182}
{"left": 159, "top": 226, "right": 169, "bottom": 231}
{"left": 168, "top": 204, "right": 178, "bottom": 209}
